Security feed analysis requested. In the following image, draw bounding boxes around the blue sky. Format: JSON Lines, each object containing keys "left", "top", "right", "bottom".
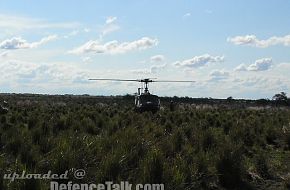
{"left": 0, "top": 0, "right": 290, "bottom": 99}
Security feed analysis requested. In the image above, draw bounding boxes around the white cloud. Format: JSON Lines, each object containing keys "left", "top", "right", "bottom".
{"left": 0, "top": 58, "right": 288, "bottom": 99}
{"left": 64, "top": 30, "right": 79, "bottom": 38}
{"left": 233, "top": 76, "right": 289, "bottom": 92}
{"left": 101, "top": 16, "right": 120, "bottom": 37}
{"left": 83, "top": 28, "right": 91, "bottom": 33}
{"left": 102, "top": 25, "right": 120, "bottom": 36}
{"left": 174, "top": 54, "right": 224, "bottom": 68}
{"left": 69, "top": 30, "right": 79, "bottom": 36}
{"left": 183, "top": 13, "right": 191, "bottom": 18}
{"left": 0, "top": 59, "right": 91, "bottom": 85}
{"left": 130, "top": 69, "right": 151, "bottom": 75}
{"left": 150, "top": 54, "right": 165, "bottom": 62}
{"left": 0, "top": 51, "right": 9, "bottom": 58}
{"left": 69, "top": 37, "right": 158, "bottom": 54}
{"left": 209, "top": 70, "right": 230, "bottom": 81}
{"left": 248, "top": 58, "right": 272, "bottom": 71}
{"left": 150, "top": 64, "right": 167, "bottom": 74}
{"left": 0, "top": 35, "right": 58, "bottom": 50}
{"left": 0, "top": 14, "right": 80, "bottom": 31}
{"left": 82, "top": 56, "right": 92, "bottom": 63}
{"left": 0, "top": 37, "right": 30, "bottom": 49}
{"left": 64, "top": 28, "right": 92, "bottom": 39}
{"left": 106, "top": 16, "right": 117, "bottom": 24}
{"left": 235, "top": 58, "right": 273, "bottom": 72}
{"left": 0, "top": 62, "right": 136, "bottom": 94}
{"left": 131, "top": 64, "right": 167, "bottom": 75}
{"left": 227, "top": 34, "right": 290, "bottom": 48}
{"left": 234, "top": 63, "right": 247, "bottom": 71}
{"left": 0, "top": 60, "right": 37, "bottom": 83}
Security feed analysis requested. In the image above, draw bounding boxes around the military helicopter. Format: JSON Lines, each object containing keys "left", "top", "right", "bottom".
{"left": 89, "top": 78, "right": 194, "bottom": 112}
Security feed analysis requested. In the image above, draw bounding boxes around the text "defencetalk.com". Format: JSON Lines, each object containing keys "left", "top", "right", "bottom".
{"left": 50, "top": 181, "right": 164, "bottom": 190}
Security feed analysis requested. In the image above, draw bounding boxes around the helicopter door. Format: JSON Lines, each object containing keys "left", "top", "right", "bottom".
{"left": 135, "top": 96, "right": 140, "bottom": 106}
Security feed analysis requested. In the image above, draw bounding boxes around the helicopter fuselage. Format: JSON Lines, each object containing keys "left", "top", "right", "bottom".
{"left": 134, "top": 93, "right": 160, "bottom": 113}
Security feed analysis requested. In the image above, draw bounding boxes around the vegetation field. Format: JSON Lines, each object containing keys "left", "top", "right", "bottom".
{"left": 0, "top": 94, "right": 290, "bottom": 189}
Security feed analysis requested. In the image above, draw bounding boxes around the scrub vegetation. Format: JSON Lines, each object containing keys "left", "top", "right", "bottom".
{"left": 0, "top": 93, "right": 290, "bottom": 190}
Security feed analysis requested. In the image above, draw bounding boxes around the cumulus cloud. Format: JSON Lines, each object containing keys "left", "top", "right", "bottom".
{"left": 235, "top": 58, "right": 273, "bottom": 72}
{"left": 69, "top": 37, "right": 158, "bottom": 54}
{"left": 209, "top": 70, "right": 230, "bottom": 81}
{"left": 174, "top": 54, "right": 224, "bottom": 68}
{"left": 0, "top": 35, "right": 58, "bottom": 50}
{"left": 248, "top": 58, "right": 272, "bottom": 71}
{"left": 0, "top": 37, "right": 29, "bottom": 49}
{"left": 131, "top": 64, "right": 167, "bottom": 75}
{"left": 0, "top": 59, "right": 91, "bottom": 85}
{"left": 227, "top": 34, "right": 290, "bottom": 48}
{"left": 0, "top": 60, "right": 139, "bottom": 94}
{"left": 234, "top": 63, "right": 247, "bottom": 71}
{"left": 150, "top": 54, "right": 165, "bottom": 62}
{"left": 233, "top": 76, "right": 289, "bottom": 92}
{"left": 0, "top": 60, "right": 37, "bottom": 83}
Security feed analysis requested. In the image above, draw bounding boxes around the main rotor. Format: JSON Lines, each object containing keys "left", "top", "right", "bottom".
{"left": 89, "top": 78, "right": 195, "bottom": 95}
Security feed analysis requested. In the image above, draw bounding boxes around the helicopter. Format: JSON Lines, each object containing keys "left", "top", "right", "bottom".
{"left": 89, "top": 78, "right": 195, "bottom": 112}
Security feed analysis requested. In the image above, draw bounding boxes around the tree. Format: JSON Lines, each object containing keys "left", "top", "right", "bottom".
{"left": 272, "top": 92, "right": 288, "bottom": 105}
{"left": 272, "top": 92, "right": 287, "bottom": 101}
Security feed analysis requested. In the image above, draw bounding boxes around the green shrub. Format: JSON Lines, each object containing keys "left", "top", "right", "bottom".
{"left": 255, "top": 151, "right": 271, "bottom": 179}
{"left": 216, "top": 145, "right": 245, "bottom": 189}
{"left": 172, "top": 130, "right": 184, "bottom": 152}
{"left": 141, "top": 149, "right": 163, "bottom": 183}
{"left": 97, "top": 153, "right": 121, "bottom": 182}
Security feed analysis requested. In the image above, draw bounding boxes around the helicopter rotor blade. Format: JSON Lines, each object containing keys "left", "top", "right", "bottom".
{"left": 152, "top": 80, "right": 195, "bottom": 83}
{"left": 89, "top": 78, "right": 140, "bottom": 82}
{"left": 89, "top": 78, "right": 195, "bottom": 83}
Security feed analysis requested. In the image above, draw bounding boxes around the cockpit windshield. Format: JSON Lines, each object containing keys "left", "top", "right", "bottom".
{"left": 139, "top": 95, "right": 159, "bottom": 104}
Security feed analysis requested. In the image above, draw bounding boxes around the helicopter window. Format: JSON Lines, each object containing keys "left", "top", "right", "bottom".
{"left": 140, "top": 95, "right": 159, "bottom": 103}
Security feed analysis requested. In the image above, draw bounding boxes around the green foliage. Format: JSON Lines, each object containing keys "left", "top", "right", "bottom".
{"left": 0, "top": 94, "right": 289, "bottom": 189}
{"left": 216, "top": 144, "right": 245, "bottom": 189}
{"left": 140, "top": 149, "right": 163, "bottom": 183}
{"left": 254, "top": 151, "right": 271, "bottom": 179}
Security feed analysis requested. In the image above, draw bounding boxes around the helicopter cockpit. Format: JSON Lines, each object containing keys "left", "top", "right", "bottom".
{"left": 135, "top": 94, "right": 160, "bottom": 112}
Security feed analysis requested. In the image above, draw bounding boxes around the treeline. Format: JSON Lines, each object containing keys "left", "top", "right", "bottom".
{"left": 1, "top": 92, "right": 290, "bottom": 108}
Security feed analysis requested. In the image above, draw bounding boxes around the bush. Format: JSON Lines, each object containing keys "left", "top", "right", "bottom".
{"left": 255, "top": 151, "right": 271, "bottom": 179}
{"left": 97, "top": 153, "right": 121, "bottom": 182}
{"left": 216, "top": 146, "right": 245, "bottom": 189}
{"left": 141, "top": 149, "right": 163, "bottom": 183}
